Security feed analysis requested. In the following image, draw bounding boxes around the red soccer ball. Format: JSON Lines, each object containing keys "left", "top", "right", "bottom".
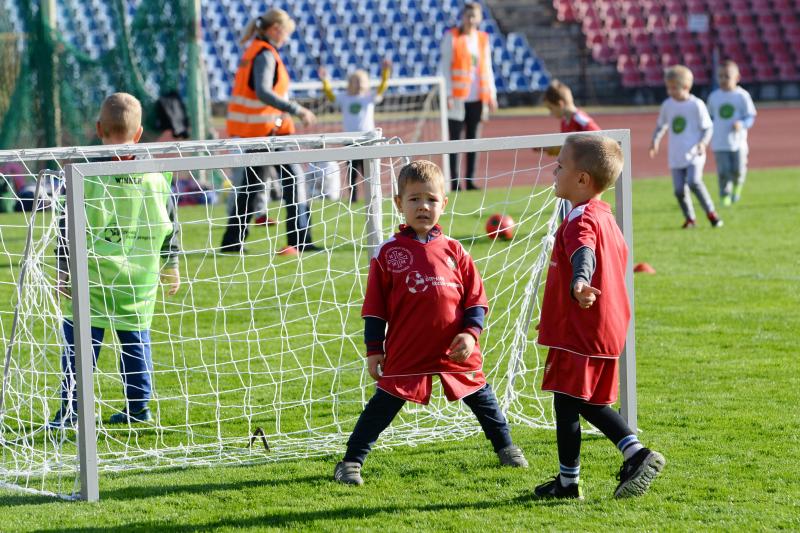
{"left": 485, "top": 214, "right": 515, "bottom": 240}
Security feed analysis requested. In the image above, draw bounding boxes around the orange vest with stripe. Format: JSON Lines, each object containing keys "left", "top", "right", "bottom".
{"left": 449, "top": 28, "right": 491, "bottom": 103}
{"left": 227, "top": 39, "right": 295, "bottom": 137}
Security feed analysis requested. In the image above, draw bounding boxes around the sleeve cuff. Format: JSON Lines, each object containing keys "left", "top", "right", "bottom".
{"left": 463, "top": 326, "right": 482, "bottom": 342}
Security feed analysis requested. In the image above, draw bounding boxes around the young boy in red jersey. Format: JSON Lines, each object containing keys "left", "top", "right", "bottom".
{"left": 534, "top": 134, "right": 665, "bottom": 500}
{"left": 333, "top": 160, "right": 528, "bottom": 485}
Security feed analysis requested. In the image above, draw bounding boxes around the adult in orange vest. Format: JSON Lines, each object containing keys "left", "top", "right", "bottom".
{"left": 439, "top": 2, "right": 498, "bottom": 192}
{"left": 221, "top": 9, "right": 318, "bottom": 254}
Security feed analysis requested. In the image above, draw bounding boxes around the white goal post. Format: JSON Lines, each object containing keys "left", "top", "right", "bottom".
{"left": 0, "top": 130, "right": 634, "bottom": 502}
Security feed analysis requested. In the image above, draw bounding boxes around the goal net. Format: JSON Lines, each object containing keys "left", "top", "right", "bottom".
{"left": 0, "top": 130, "right": 634, "bottom": 500}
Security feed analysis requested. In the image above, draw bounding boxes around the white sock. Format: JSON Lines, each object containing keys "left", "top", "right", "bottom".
{"left": 617, "top": 434, "right": 644, "bottom": 461}
{"left": 559, "top": 463, "right": 580, "bottom": 486}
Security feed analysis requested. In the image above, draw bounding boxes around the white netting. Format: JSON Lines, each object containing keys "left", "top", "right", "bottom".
{"left": 0, "top": 132, "right": 565, "bottom": 499}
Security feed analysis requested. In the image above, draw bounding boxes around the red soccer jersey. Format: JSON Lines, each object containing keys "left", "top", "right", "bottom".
{"left": 561, "top": 108, "right": 601, "bottom": 133}
{"left": 537, "top": 199, "right": 630, "bottom": 358}
{"left": 362, "top": 225, "right": 489, "bottom": 380}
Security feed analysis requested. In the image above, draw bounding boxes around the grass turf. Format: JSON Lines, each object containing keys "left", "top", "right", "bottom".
{"left": 1, "top": 167, "right": 798, "bottom": 531}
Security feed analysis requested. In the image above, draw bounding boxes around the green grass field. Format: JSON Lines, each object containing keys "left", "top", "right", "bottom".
{"left": 1, "top": 167, "right": 799, "bottom": 531}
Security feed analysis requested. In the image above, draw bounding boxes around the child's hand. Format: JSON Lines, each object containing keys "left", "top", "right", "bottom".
{"left": 488, "top": 97, "right": 498, "bottom": 112}
{"left": 317, "top": 66, "right": 328, "bottom": 79}
{"left": 543, "top": 146, "right": 560, "bottom": 157}
{"left": 447, "top": 97, "right": 454, "bottom": 110}
{"left": 732, "top": 120, "right": 743, "bottom": 132}
{"left": 573, "top": 281, "right": 601, "bottom": 309}
{"left": 694, "top": 143, "right": 706, "bottom": 157}
{"left": 297, "top": 107, "right": 316, "bottom": 126}
{"left": 160, "top": 267, "right": 180, "bottom": 296}
{"left": 57, "top": 270, "right": 70, "bottom": 299}
{"left": 366, "top": 353, "right": 385, "bottom": 381}
{"left": 446, "top": 333, "right": 476, "bottom": 363}
{"left": 381, "top": 58, "right": 392, "bottom": 70}
{"left": 648, "top": 143, "right": 658, "bottom": 158}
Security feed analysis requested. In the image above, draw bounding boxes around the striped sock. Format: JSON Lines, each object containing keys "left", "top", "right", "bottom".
{"left": 617, "top": 434, "right": 644, "bottom": 461}
{"left": 559, "top": 463, "right": 580, "bottom": 487}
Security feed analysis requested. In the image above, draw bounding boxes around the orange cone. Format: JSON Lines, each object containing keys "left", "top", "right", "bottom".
{"left": 277, "top": 245, "right": 298, "bottom": 256}
{"left": 634, "top": 262, "right": 656, "bottom": 274}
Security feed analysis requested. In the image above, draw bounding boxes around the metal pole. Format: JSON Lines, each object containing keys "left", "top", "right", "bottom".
{"left": 436, "top": 77, "right": 451, "bottom": 183}
{"left": 41, "top": 0, "right": 61, "bottom": 147}
{"left": 364, "top": 158, "right": 383, "bottom": 259}
{"left": 616, "top": 132, "right": 637, "bottom": 432}
{"left": 187, "top": 0, "right": 206, "bottom": 141}
{"left": 65, "top": 165, "right": 99, "bottom": 502}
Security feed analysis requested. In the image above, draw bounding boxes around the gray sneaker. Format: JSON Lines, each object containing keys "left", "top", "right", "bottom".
{"left": 333, "top": 461, "right": 364, "bottom": 485}
{"left": 497, "top": 444, "right": 529, "bottom": 468}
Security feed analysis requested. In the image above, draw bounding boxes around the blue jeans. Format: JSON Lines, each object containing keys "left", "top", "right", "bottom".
{"left": 343, "top": 383, "right": 513, "bottom": 465}
{"left": 671, "top": 163, "right": 715, "bottom": 220}
{"left": 60, "top": 320, "right": 152, "bottom": 413}
{"left": 714, "top": 150, "right": 747, "bottom": 198}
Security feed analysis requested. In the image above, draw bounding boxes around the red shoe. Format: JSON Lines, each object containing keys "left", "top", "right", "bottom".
{"left": 277, "top": 245, "right": 298, "bottom": 256}
{"left": 681, "top": 219, "right": 696, "bottom": 229}
{"left": 707, "top": 212, "right": 724, "bottom": 228}
{"left": 254, "top": 215, "right": 277, "bottom": 226}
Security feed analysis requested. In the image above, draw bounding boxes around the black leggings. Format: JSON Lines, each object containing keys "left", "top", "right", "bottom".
{"left": 348, "top": 159, "right": 364, "bottom": 203}
{"left": 553, "top": 392, "right": 634, "bottom": 468}
{"left": 344, "top": 384, "right": 512, "bottom": 465}
{"left": 448, "top": 100, "right": 484, "bottom": 190}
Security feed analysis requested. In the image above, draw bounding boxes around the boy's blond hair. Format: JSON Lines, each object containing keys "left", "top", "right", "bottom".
{"left": 664, "top": 65, "right": 693, "bottom": 88}
{"left": 542, "top": 79, "right": 574, "bottom": 107}
{"left": 397, "top": 160, "right": 446, "bottom": 197}
{"left": 98, "top": 92, "right": 142, "bottom": 140}
{"left": 719, "top": 59, "right": 740, "bottom": 75}
{"left": 347, "top": 69, "right": 369, "bottom": 94}
{"left": 564, "top": 134, "right": 624, "bottom": 193}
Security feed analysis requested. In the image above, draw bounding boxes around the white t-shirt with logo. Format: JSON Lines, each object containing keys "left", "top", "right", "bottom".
{"left": 656, "top": 95, "right": 713, "bottom": 169}
{"left": 707, "top": 87, "right": 756, "bottom": 153}
{"left": 336, "top": 92, "right": 378, "bottom": 132}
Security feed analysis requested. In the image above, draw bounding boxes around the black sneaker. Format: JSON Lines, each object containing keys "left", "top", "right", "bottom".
{"left": 533, "top": 475, "right": 584, "bottom": 500}
{"left": 108, "top": 407, "right": 152, "bottom": 425}
{"left": 708, "top": 212, "right": 724, "bottom": 228}
{"left": 614, "top": 448, "right": 665, "bottom": 498}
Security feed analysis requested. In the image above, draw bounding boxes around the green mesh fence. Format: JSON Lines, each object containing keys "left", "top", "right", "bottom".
{"left": 0, "top": 0, "right": 208, "bottom": 150}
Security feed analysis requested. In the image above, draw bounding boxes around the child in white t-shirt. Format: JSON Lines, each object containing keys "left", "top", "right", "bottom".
{"left": 707, "top": 60, "right": 757, "bottom": 206}
{"left": 649, "top": 65, "right": 723, "bottom": 229}
{"left": 318, "top": 60, "right": 391, "bottom": 203}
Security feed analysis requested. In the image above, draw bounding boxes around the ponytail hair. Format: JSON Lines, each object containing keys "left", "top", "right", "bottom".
{"left": 240, "top": 8, "right": 296, "bottom": 45}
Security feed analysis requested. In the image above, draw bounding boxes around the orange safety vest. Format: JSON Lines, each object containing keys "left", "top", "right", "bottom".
{"left": 227, "top": 39, "right": 295, "bottom": 137}
{"left": 449, "top": 28, "right": 491, "bottom": 102}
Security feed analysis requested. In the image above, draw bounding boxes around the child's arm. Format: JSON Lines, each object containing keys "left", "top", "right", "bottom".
{"left": 649, "top": 104, "right": 668, "bottom": 157}
{"left": 571, "top": 246, "right": 601, "bottom": 309}
{"left": 160, "top": 194, "right": 181, "bottom": 296}
{"left": 736, "top": 93, "right": 757, "bottom": 132}
{"left": 317, "top": 66, "right": 337, "bottom": 103}
{"left": 364, "top": 316, "right": 386, "bottom": 380}
{"left": 693, "top": 102, "right": 713, "bottom": 157}
{"left": 374, "top": 59, "right": 392, "bottom": 102}
{"left": 447, "top": 306, "right": 484, "bottom": 362}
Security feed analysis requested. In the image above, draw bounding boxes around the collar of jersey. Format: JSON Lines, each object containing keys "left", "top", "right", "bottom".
{"left": 398, "top": 224, "right": 442, "bottom": 243}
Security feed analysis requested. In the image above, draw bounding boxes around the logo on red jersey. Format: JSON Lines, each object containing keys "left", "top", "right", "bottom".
{"left": 446, "top": 256, "right": 457, "bottom": 270}
{"left": 385, "top": 247, "right": 413, "bottom": 272}
{"left": 406, "top": 271, "right": 429, "bottom": 293}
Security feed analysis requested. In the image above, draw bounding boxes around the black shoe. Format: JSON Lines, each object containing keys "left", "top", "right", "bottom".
{"left": 47, "top": 405, "right": 78, "bottom": 430}
{"left": 533, "top": 475, "right": 584, "bottom": 500}
{"left": 614, "top": 448, "right": 665, "bottom": 498}
{"left": 465, "top": 182, "right": 481, "bottom": 191}
{"left": 108, "top": 407, "right": 152, "bottom": 425}
{"left": 298, "top": 244, "right": 324, "bottom": 253}
{"left": 333, "top": 461, "right": 364, "bottom": 485}
{"left": 219, "top": 245, "right": 248, "bottom": 254}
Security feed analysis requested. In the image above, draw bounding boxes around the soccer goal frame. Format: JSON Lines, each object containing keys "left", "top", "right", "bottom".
{"left": 58, "top": 130, "right": 635, "bottom": 501}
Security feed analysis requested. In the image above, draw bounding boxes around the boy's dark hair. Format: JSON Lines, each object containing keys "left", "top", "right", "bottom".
{"left": 397, "top": 160, "right": 445, "bottom": 197}
{"left": 542, "top": 79, "right": 574, "bottom": 107}
{"left": 462, "top": 2, "right": 482, "bottom": 14}
{"left": 564, "top": 134, "right": 624, "bottom": 193}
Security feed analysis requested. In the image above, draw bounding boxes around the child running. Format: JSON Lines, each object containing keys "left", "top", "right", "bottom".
{"left": 534, "top": 134, "right": 665, "bottom": 499}
{"left": 650, "top": 65, "right": 723, "bottom": 229}
{"left": 707, "top": 60, "right": 757, "bottom": 206}
{"left": 333, "top": 160, "right": 527, "bottom": 485}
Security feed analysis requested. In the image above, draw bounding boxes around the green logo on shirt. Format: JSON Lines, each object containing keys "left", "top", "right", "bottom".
{"left": 349, "top": 102, "right": 362, "bottom": 115}
{"left": 719, "top": 103, "right": 735, "bottom": 119}
{"left": 672, "top": 116, "right": 687, "bottom": 134}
